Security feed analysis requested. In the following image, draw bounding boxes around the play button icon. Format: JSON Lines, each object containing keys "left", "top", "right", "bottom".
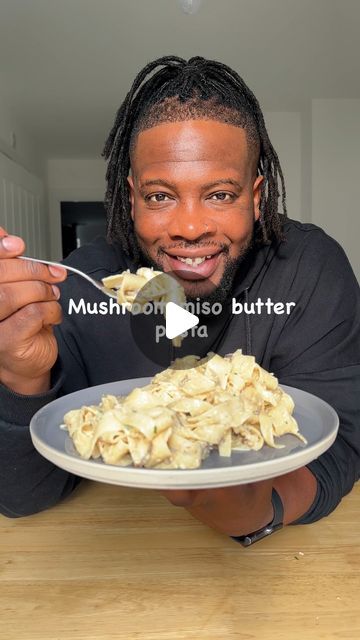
{"left": 129, "top": 270, "right": 228, "bottom": 370}
{"left": 165, "top": 302, "right": 199, "bottom": 340}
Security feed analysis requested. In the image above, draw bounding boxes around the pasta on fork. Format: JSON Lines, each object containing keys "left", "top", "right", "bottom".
{"left": 102, "top": 267, "right": 186, "bottom": 347}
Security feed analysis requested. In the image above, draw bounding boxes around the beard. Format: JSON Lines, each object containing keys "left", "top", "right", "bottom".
{"left": 135, "top": 234, "right": 254, "bottom": 305}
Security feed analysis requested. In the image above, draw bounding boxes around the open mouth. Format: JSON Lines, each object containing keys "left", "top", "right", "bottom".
{"left": 163, "top": 250, "right": 223, "bottom": 281}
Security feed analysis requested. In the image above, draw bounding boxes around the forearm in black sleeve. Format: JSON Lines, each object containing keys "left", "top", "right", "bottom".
{"left": 0, "top": 361, "right": 83, "bottom": 517}
{"left": 0, "top": 321, "right": 92, "bottom": 518}
{"left": 270, "top": 233, "right": 360, "bottom": 523}
{"left": 278, "top": 366, "right": 360, "bottom": 523}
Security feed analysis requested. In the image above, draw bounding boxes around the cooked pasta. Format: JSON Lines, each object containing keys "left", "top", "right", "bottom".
{"left": 102, "top": 267, "right": 186, "bottom": 347}
{"left": 62, "top": 350, "right": 306, "bottom": 469}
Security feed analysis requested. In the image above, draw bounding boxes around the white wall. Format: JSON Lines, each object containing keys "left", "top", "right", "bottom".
{"left": 47, "top": 158, "right": 106, "bottom": 192}
{"left": 0, "top": 99, "right": 45, "bottom": 179}
{"left": 0, "top": 98, "right": 48, "bottom": 257}
{"left": 312, "top": 99, "right": 360, "bottom": 281}
{"left": 0, "top": 152, "right": 47, "bottom": 258}
{"left": 265, "top": 111, "right": 303, "bottom": 222}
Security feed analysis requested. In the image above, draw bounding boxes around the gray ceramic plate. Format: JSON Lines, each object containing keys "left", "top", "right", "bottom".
{"left": 30, "top": 378, "right": 339, "bottom": 489}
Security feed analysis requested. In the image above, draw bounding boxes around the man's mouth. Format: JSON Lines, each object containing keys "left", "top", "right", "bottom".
{"left": 162, "top": 250, "right": 224, "bottom": 280}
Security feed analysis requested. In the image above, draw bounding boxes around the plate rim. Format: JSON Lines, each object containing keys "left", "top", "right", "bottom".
{"left": 30, "top": 379, "right": 339, "bottom": 489}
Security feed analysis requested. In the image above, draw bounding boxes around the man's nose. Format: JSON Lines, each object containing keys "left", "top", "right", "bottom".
{"left": 167, "top": 204, "right": 217, "bottom": 242}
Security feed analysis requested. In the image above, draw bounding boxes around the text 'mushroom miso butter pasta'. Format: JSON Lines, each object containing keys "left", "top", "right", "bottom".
{"left": 101, "top": 267, "right": 186, "bottom": 347}
{"left": 62, "top": 350, "right": 307, "bottom": 470}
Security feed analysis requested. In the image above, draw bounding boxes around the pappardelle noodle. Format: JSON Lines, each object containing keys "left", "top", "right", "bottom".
{"left": 102, "top": 267, "right": 186, "bottom": 347}
{"left": 62, "top": 350, "right": 307, "bottom": 469}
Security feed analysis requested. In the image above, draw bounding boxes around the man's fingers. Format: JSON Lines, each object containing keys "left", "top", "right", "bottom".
{"left": 15, "top": 301, "right": 63, "bottom": 335}
{"left": 0, "top": 257, "right": 67, "bottom": 284}
{"left": 0, "top": 229, "right": 66, "bottom": 281}
{"left": 0, "top": 301, "right": 63, "bottom": 349}
{"left": 160, "top": 490, "right": 197, "bottom": 508}
{"left": 0, "top": 281, "right": 60, "bottom": 322}
{"left": 0, "top": 228, "right": 63, "bottom": 386}
{"left": 0, "top": 233, "right": 25, "bottom": 258}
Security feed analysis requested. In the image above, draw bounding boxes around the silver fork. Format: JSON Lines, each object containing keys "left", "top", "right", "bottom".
{"left": 18, "top": 256, "right": 118, "bottom": 299}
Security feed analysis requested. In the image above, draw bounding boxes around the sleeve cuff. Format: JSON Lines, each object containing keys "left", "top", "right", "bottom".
{"left": 0, "top": 360, "right": 65, "bottom": 425}
{"left": 290, "top": 473, "right": 323, "bottom": 525}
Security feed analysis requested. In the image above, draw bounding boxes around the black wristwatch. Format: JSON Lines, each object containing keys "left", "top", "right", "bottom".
{"left": 230, "top": 488, "right": 284, "bottom": 547}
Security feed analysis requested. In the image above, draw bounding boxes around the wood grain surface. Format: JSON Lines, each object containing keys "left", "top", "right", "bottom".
{"left": 1, "top": 480, "right": 359, "bottom": 640}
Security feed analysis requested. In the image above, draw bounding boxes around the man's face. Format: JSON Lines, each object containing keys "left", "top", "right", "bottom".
{"left": 128, "top": 119, "right": 262, "bottom": 299}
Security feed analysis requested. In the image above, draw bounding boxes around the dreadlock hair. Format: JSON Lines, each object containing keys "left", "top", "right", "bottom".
{"left": 102, "top": 55, "right": 287, "bottom": 260}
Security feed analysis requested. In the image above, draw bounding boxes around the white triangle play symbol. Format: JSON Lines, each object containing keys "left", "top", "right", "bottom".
{"left": 165, "top": 302, "right": 199, "bottom": 340}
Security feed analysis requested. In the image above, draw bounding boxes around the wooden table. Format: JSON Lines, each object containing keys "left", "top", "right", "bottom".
{"left": 1, "top": 480, "right": 360, "bottom": 640}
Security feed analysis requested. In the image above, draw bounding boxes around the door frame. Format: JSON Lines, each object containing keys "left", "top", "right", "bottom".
{"left": 48, "top": 187, "right": 105, "bottom": 260}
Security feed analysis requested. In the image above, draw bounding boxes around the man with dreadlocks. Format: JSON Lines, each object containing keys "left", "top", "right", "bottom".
{"left": 0, "top": 56, "right": 359, "bottom": 545}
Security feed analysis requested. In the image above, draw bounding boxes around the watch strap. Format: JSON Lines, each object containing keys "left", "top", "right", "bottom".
{"left": 230, "top": 487, "right": 284, "bottom": 547}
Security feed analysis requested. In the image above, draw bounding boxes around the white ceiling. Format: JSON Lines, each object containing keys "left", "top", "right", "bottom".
{"left": 0, "top": 0, "right": 359, "bottom": 157}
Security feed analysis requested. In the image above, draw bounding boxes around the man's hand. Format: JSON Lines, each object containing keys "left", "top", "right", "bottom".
{"left": 160, "top": 467, "right": 318, "bottom": 536}
{"left": 0, "top": 227, "right": 67, "bottom": 395}
{"left": 160, "top": 480, "right": 274, "bottom": 537}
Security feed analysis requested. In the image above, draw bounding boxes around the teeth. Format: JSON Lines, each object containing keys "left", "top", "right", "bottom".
{"left": 176, "top": 256, "right": 207, "bottom": 266}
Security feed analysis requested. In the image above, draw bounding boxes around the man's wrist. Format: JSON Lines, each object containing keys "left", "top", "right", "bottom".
{"left": 224, "top": 484, "right": 274, "bottom": 537}
{"left": 0, "top": 360, "right": 64, "bottom": 425}
{"left": 0, "top": 371, "right": 50, "bottom": 395}
{"left": 249, "top": 495, "right": 275, "bottom": 533}
{"left": 231, "top": 488, "right": 284, "bottom": 546}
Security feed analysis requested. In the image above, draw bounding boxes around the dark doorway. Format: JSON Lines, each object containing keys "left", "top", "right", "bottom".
{"left": 61, "top": 201, "right": 107, "bottom": 258}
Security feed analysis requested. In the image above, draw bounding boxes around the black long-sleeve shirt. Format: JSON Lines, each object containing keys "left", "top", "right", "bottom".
{"left": 1, "top": 219, "right": 359, "bottom": 520}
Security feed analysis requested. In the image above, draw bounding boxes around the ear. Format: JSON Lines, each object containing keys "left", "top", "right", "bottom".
{"left": 127, "top": 175, "right": 135, "bottom": 222}
{"left": 253, "top": 175, "right": 264, "bottom": 222}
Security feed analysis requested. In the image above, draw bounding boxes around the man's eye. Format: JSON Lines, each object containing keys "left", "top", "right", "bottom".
{"left": 209, "top": 192, "right": 234, "bottom": 201}
{"left": 146, "top": 193, "right": 171, "bottom": 202}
